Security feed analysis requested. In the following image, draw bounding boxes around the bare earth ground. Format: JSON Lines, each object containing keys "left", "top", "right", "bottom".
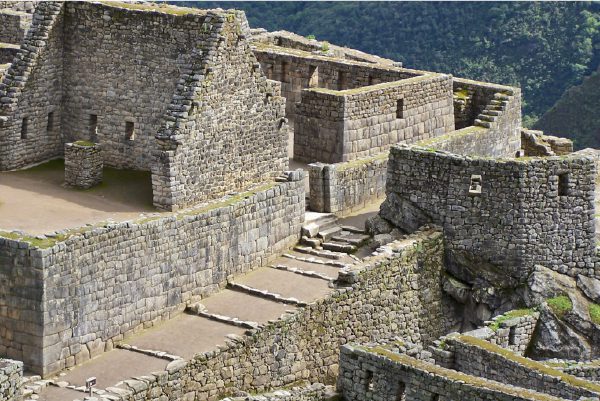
{"left": 0, "top": 159, "right": 157, "bottom": 235}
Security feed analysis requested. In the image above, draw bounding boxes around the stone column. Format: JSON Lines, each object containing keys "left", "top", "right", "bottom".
{"left": 64, "top": 141, "right": 103, "bottom": 189}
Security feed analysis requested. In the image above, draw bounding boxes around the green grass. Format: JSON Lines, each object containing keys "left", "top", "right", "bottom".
{"left": 589, "top": 303, "right": 600, "bottom": 325}
{"left": 547, "top": 295, "right": 573, "bottom": 318}
{"left": 489, "top": 308, "right": 535, "bottom": 331}
{"left": 454, "top": 89, "right": 470, "bottom": 100}
{"left": 73, "top": 140, "right": 96, "bottom": 147}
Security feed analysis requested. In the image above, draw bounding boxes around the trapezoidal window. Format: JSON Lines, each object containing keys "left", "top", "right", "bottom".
{"left": 509, "top": 325, "right": 517, "bottom": 345}
{"left": 89, "top": 114, "right": 98, "bottom": 142}
{"left": 126, "top": 121, "right": 135, "bottom": 141}
{"left": 396, "top": 99, "right": 404, "bottom": 119}
{"left": 281, "top": 61, "right": 289, "bottom": 83}
{"left": 47, "top": 112, "right": 54, "bottom": 133}
{"left": 20, "top": 118, "right": 28, "bottom": 139}
{"left": 396, "top": 381, "right": 406, "bottom": 401}
{"left": 364, "top": 370, "right": 374, "bottom": 392}
{"left": 308, "top": 65, "right": 319, "bottom": 88}
{"left": 558, "top": 173, "right": 569, "bottom": 196}
{"left": 338, "top": 70, "right": 347, "bottom": 90}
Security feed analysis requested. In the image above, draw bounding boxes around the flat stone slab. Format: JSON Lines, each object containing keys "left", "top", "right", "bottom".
{"left": 36, "top": 385, "right": 83, "bottom": 401}
{"left": 336, "top": 200, "right": 383, "bottom": 230}
{"left": 124, "top": 314, "right": 246, "bottom": 360}
{"left": 234, "top": 267, "right": 333, "bottom": 303}
{"left": 40, "top": 349, "right": 167, "bottom": 398}
{"left": 198, "top": 289, "right": 295, "bottom": 323}
{"left": 274, "top": 256, "right": 341, "bottom": 277}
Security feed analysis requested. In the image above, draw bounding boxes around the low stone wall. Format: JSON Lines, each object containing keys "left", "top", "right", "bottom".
{"left": 294, "top": 73, "right": 454, "bottom": 163}
{"left": 0, "top": 9, "right": 31, "bottom": 44}
{"left": 0, "top": 44, "right": 18, "bottom": 64}
{"left": 0, "top": 172, "right": 306, "bottom": 376}
{"left": 308, "top": 153, "right": 387, "bottom": 215}
{"left": 555, "top": 361, "right": 600, "bottom": 382}
{"left": 64, "top": 142, "right": 102, "bottom": 188}
{"left": 0, "top": 359, "right": 22, "bottom": 401}
{"left": 90, "top": 228, "right": 445, "bottom": 401}
{"left": 522, "top": 129, "right": 574, "bottom": 157}
{"left": 338, "top": 343, "right": 564, "bottom": 401}
{"left": 222, "top": 383, "right": 336, "bottom": 401}
{"left": 447, "top": 335, "right": 600, "bottom": 400}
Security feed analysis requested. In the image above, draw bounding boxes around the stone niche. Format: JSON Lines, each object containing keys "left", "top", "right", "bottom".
{"left": 64, "top": 141, "right": 102, "bottom": 189}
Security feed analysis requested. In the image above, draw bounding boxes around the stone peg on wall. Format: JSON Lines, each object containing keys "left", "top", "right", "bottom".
{"left": 64, "top": 141, "right": 103, "bottom": 189}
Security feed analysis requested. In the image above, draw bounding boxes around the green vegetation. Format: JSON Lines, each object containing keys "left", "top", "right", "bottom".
{"left": 547, "top": 295, "right": 573, "bottom": 318}
{"left": 306, "top": 34, "right": 316, "bottom": 40}
{"left": 489, "top": 308, "right": 535, "bottom": 331}
{"left": 73, "top": 140, "right": 96, "bottom": 147}
{"left": 321, "top": 41, "right": 330, "bottom": 52}
{"left": 589, "top": 303, "right": 600, "bottom": 325}
{"left": 181, "top": 1, "right": 600, "bottom": 148}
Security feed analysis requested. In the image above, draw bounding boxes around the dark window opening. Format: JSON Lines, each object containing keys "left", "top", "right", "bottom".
{"left": 264, "top": 93, "right": 272, "bottom": 105}
{"left": 509, "top": 326, "right": 517, "bottom": 346}
{"left": 365, "top": 370, "right": 374, "bottom": 392}
{"left": 308, "top": 65, "right": 319, "bottom": 88}
{"left": 431, "top": 394, "right": 440, "bottom": 401}
{"left": 396, "top": 99, "right": 404, "bottom": 119}
{"left": 368, "top": 75, "right": 374, "bottom": 86}
{"left": 281, "top": 61, "right": 289, "bottom": 83}
{"left": 338, "top": 70, "right": 347, "bottom": 90}
{"left": 126, "top": 121, "right": 135, "bottom": 141}
{"left": 396, "top": 381, "right": 406, "bottom": 401}
{"left": 20, "top": 118, "right": 28, "bottom": 139}
{"left": 89, "top": 114, "right": 98, "bottom": 142}
{"left": 47, "top": 112, "right": 54, "bottom": 133}
{"left": 558, "top": 173, "right": 569, "bottom": 196}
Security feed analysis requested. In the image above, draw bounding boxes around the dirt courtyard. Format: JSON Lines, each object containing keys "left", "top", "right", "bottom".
{"left": 0, "top": 159, "right": 157, "bottom": 235}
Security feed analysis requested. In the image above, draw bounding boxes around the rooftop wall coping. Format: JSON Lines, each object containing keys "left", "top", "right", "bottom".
{"left": 346, "top": 344, "right": 565, "bottom": 401}
{"left": 394, "top": 143, "right": 597, "bottom": 165}
{"left": 252, "top": 42, "right": 430, "bottom": 77}
{"left": 453, "top": 76, "right": 520, "bottom": 95}
{"left": 93, "top": 1, "right": 223, "bottom": 18}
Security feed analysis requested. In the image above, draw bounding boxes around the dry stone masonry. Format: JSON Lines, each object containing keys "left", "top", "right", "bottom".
{"left": 64, "top": 141, "right": 103, "bottom": 189}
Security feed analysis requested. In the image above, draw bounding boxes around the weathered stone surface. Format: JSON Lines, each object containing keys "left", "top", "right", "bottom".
{"left": 577, "top": 275, "right": 600, "bottom": 304}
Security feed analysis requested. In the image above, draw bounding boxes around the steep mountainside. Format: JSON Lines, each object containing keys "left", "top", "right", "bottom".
{"left": 535, "top": 67, "right": 600, "bottom": 149}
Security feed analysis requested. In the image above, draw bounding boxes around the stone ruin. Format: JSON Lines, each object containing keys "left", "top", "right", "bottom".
{"left": 0, "top": 1, "right": 598, "bottom": 401}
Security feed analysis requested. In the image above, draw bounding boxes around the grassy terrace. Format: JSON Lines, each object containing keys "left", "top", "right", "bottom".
{"left": 362, "top": 346, "right": 564, "bottom": 401}
{"left": 489, "top": 308, "right": 535, "bottom": 331}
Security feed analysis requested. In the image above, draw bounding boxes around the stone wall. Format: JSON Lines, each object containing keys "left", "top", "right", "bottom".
{"left": 64, "top": 142, "right": 102, "bottom": 189}
{"left": 254, "top": 47, "right": 419, "bottom": 128}
{"left": 0, "top": 1, "right": 36, "bottom": 14}
{"left": 447, "top": 335, "right": 600, "bottom": 400}
{"left": 0, "top": 359, "right": 23, "bottom": 401}
{"left": 308, "top": 153, "right": 387, "bottom": 215}
{"left": 294, "top": 73, "right": 454, "bottom": 163}
{"left": 84, "top": 228, "right": 445, "bottom": 401}
{"left": 522, "top": 129, "right": 574, "bottom": 157}
{"left": 60, "top": 2, "right": 217, "bottom": 171}
{"left": 338, "top": 343, "right": 565, "bottom": 401}
{"left": 0, "top": 172, "right": 305, "bottom": 376}
{"left": 0, "top": 1, "right": 64, "bottom": 170}
{"left": 381, "top": 145, "right": 598, "bottom": 279}
{"left": 152, "top": 10, "right": 288, "bottom": 210}
{"left": 0, "top": 44, "right": 18, "bottom": 64}
{"left": 0, "top": 9, "right": 31, "bottom": 44}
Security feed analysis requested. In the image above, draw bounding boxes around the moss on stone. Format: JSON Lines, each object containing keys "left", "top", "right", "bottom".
{"left": 73, "top": 140, "right": 96, "bottom": 147}
{"left": 454, "top": 89, "right": 470, "bottom": 100}
{"left": 589, "top": 303, "right": 600, "bottom": 325}
{"left": 99, "top": 1, "right": 206, "bottom": 16}
{"left": 547, "top": 295, "right": 573, "bottom": 318}
{"left": 489, "top": 308, "right": 535, "bottom": 331}
{"left": 456, "top": 334, "right": 600, "bottom": 394}
{"left": 336, "top": 152, "right": 389, "bottom": 171}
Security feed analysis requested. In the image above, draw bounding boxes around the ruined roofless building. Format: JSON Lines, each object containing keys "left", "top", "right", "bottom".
{"left": 0, "top": 2, "right": 599, "bottom": 401}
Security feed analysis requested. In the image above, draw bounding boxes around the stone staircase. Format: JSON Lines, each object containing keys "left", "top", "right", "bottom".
{"left": 474, "top": 92, "right": 512, "bottom": 129}
{"left": 300, "top": 212, "right": 371, "bottom": 254}
{"left": 0, "top": 7, "right": 32, "bottom": 67}
{"left": 32, "top": 212, "right": 371, "bottom": 401}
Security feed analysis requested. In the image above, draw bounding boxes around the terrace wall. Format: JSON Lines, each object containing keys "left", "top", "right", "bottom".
{"left": 0, "top": 359, "right": 22, "bottom": 401}
{"left": 0, "top": 172, "right": 305, "bottom": 376}
{"left": 0, "top": 10, "right": 31, "bottom": 44}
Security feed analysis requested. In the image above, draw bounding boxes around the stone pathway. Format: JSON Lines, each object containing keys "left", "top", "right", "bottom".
{"left": 30, "top": 210, "right": 372, "bottom": 401}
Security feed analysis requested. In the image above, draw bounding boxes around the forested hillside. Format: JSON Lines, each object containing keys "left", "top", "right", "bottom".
{"left": 179, "top": 1, "right": 600, "bottom": 147}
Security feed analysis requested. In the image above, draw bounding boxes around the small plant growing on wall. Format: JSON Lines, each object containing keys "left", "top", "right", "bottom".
{"left": 321, "top": 41, "right": 330, "bottom": 53}
{"left": 306, "top": 34, "right": 316, "bottom": 40}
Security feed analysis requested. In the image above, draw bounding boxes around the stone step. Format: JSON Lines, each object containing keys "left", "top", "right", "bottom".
{"left": 227, "top": 282, "right": 308, "bottom": 306}
{"left": 322, "top": 241, "right": 357, "bottom": 253}
{"left": 478, "top": 114, "right": 497, "bottom": 122}
{"left": 484, "top": 110, "right": 502, "bottom": 116}
{"left": 269, "top": 264, "right": 335, "bottom": 282}
{"left": 187, "top": 303, "right": 260, "bottom": 329}
{"left": 317, "top": 225, "right": 343, "bottom": 241}
{"left": 281, "top": 252, "right": 349, "bottom": 268}
{"left": 300, "top": 235, "right": 322, "bottom": 249}
{"left": 474, "top": 119, "right": 492, "bottom": 128}
{"left": 293, "top": 246, "right": 358, "bottom": 263}
{"left": 302, "top": 217, "right": 338, "bottom": 238}
{"left": 331, "top": 232, "right": 370, "bottom": 247}
{"left": 494, "top": 92, "right": 511, "bottom": 100}
{"left": 340, "top": 225, "right": 367, "bottom": 235}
